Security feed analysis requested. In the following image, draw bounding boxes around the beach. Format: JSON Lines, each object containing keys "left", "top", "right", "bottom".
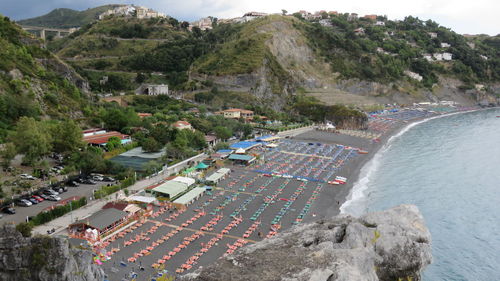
{"left": 99, "top": 107, "right": 483, "bottom": 280}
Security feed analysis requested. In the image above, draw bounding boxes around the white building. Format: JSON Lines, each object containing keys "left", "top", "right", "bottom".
{"left": 191, "top": 17, "right": 213, "bottom": 31}
{"left": 433, "top": 53, "right": 453, "bottom": 61}
{"left": 347, "top": 13, "right": 358, "bottom": 21}
{"left": 135, "top": 6, "right": 166, "bottom": 19}
{"left": 319, "top": 19, "right": 332, "bottom": 26}
{"left": 423, "top": 53, "right": 433, "bottom": 61}
{"left": 440, "top": 42, "right": 451, "bottom": 48}
{"left": 442, "top": 52, "right": 453, "bottom": 61}
{"left": 375, "top": 21, "right": 385, "bottom": 26}
{"left": 428, "top": 32, "right": 438, "bottom": 38}
{"left": 135, "top": 84, "right": 169, "bottom": 96}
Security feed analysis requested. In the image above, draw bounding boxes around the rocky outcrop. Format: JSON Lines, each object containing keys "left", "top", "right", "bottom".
{"left": 183, "top": 205, "right": 432, "bottom": 281}
{"left": 0, "top": 225, "right": 104, "bottom": 281}
{"left": 37, "top": 57, "right": 90, "bottom": 94}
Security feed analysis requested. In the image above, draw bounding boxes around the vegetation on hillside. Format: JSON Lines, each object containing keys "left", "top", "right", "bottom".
{"left": 17, "top": 5, "right": 122, "bottom": 28}
{"left": 294, "top": 14, "right": 499, "bottom": 88}
{"left": 0, "top": 15, "right": 87, "bottom": 141}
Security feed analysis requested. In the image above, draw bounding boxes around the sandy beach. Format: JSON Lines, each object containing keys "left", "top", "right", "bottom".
{"left": 100, "top": 108, "right": 484, "bottom": 280}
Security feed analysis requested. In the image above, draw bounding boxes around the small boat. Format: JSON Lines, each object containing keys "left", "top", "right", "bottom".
{"left": 358, "top": 150, "right": 369, "bottom": 154}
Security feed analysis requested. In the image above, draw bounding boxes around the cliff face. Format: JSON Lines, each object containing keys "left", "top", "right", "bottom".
{"left": 0, "top": 225, "right": 104, "bottom": 281}
{"left": 183, "top": 205, "right": 432, "bottom": 281}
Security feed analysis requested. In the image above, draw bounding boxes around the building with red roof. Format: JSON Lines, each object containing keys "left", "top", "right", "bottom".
{"left": 82, "top": 129, "right": 131, "bottom": 147}
{"left": 173, "top": 120, "right": 193, "bottom": 130}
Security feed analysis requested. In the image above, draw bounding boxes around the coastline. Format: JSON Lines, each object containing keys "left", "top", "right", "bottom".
{"left": 336, "top": 107, "right": 491, "bottom": 217}
{"left": 297, "top": 107, "right": 488, "bottom": 220}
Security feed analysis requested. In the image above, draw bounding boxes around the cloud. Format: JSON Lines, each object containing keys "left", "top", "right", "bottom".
{"left": 1, "top": 0, "right": 498, "bottom": 35}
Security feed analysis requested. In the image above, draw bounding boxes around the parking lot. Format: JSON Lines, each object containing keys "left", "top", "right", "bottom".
{"left": 0, "top": 180, "right": 110, "bottom": 225}
{"left": 100, "top": 139, "right": 363, "bottom": 280}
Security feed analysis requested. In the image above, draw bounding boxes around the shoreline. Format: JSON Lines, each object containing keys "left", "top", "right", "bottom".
{"left": 307, "top": 107, "right": 489, "bottom": 219}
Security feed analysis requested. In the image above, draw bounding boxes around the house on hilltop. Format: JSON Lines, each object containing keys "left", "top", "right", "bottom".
{"left": 173, "top": 120, "right": 193, "bottom": 131}
{"left": 364, "top": 15, "right": 377, "bottom": 21}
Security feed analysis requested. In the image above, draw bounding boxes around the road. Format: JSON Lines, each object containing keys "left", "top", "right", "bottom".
{"left": 0, "top": 181, "right": 108, "bottom": 225}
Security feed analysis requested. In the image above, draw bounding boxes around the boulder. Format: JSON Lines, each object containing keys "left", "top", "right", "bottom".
{"left": 183, "top": 205, "right": 432, "bottom": 281}
{"left": 0, "top": 225, "right": 104, "bottom": 281}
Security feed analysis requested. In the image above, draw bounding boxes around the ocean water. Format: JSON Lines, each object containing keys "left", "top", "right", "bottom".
{"left": 341, "top": 108, "right": 500, "bottom": 280}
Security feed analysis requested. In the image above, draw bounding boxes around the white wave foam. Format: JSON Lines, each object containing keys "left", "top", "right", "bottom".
{"left": 340, "top": 110, "right": 477, "bottom": 215}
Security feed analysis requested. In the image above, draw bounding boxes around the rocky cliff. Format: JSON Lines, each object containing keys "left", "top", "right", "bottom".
{"left": 0, "top": 225, "right": 104, "bottom": 281}
{"left": 183, "top": 205, "right": 432, "bottom": 281}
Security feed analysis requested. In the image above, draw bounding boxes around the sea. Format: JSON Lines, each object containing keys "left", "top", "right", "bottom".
{"left": 341, "top": 108, "right": 500, "bottom": 281}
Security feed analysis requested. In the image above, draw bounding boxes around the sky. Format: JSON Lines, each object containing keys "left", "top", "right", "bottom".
{"left": 0, "top": 0, "right": 498, "bottom": 35}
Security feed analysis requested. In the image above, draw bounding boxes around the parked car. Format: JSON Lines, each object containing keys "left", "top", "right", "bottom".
{"left": 47, "top": 195, "right": 61, "bottom": 201}
{"left": 67, "top": 181, "right": 79, "bottom": 187}
{"left": 38, "top": 193, "right": 50, "bottom": 200}
{"left": 102, "top": 176, "right": 115, "bottom": 182}
{"left": 92, "top": 176, "right": 104, "bottom": 181}
{"left": 16, "top": 199, "right": 32, "bottom": 207}
{"left": 50, "top": 167, "right": 61, "bottom": 174}
{"left": 82, "top": 179, "right": 96, "bottom": 185}
{"left": 20, "top": 174, "right": 36, "bottom": 180}
{"left": 32, "top": 195, "right": 44, "bottom": 202}
{"left": 28, "top": 197, "right": 39, "bottom": 205}
{"left": 52, "top": 186, "right": 64, "bottom": 194}
{"left": 1, "top": 206, "right": 15, "bottom": 214}
{"left": 43, "top": 189, "right": 58, "bottom": 196}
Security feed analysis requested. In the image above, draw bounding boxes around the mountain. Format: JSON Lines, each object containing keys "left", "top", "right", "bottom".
{"left": 47, "top": 12, "right": 500, "bottom": 109}
{"left": 17, "top": 5, "right": 122, "bottom": 28}
{"left": 0, "top": 15, "right": 90, "bottom": 140}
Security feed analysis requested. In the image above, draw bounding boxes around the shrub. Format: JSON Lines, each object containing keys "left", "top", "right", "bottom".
{"left": 16, "top": 222, "right": 33, "bottom": 237}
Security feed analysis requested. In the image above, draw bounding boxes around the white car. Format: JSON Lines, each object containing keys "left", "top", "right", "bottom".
{"left": 47, "top": 195, "right": 61, "bottom": 201}
{"left": 20, "top": 174, "right": 37, "bottom": 180}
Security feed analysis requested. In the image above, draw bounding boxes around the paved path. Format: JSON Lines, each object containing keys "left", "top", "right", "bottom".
{"left": 154, "top": 221, "right": 257, "bottom": 243}
{"left": 213, "top": 187, "right": 263, "bottom": 197}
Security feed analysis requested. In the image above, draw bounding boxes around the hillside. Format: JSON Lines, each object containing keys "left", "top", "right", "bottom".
{"left": 47, "top": 12, "right": 500, "bottom": 109}
{"left": 16, "top": 5, "right": 122, "bottom": 28}
{"left": 0, "top": 15, "right": 89, "bottom": 141}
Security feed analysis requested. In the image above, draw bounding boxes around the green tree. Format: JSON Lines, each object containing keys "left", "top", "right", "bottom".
{"left": 214, "top": 126, "right": 232, "bottom": 140}
{"left": 188, "top": 130, "right": 208, "bottom": 150}
{"left": 11, "top": 117, "right": 52, "bottom": 165}
{"left": 0, "top": 142, "right": 17, "bottom": 169}
{"left": 51, "top": 120, "right": 83, "bottom": 154}
{"left": 214, "top": 142, "right": 229, "bottom": 151}
{"left": 142, "top": 137, "right": 162, "bottom": 152}
{"left": 242, "top": 124, "right": 253, "bottom": 139}
{"left": 71, "top": 147, "right": 106, "bottom": 174}
{"left": 106, "top": 136, "right": 122, "bottom": 151}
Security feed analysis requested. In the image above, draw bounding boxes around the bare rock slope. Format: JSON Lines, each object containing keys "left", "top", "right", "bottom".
{"left": 183, "top": 205, "right": 432, "bottom": 281}
{"left": 0, "top": 225, "right": 104, "bottom": 281}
